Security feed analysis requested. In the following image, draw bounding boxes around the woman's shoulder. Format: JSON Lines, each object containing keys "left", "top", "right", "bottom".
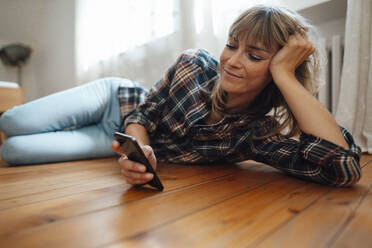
{"left": 177, "top": 49, "right": 219, "bottom": 71}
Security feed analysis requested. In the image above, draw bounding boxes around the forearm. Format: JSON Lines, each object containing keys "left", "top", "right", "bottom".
{"left": 273, "top": 72, "right": 349, "bottom": 149}
{"left": 125, "top": 123, "right": 150, "bottom": 146}
{"left": 251, "top": 126, "right": 361, "bottom": 186}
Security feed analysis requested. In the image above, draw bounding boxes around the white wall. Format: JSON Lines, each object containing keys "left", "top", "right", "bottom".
{"left": 298, "top": 0, "right": 347, "bottom": 43}
{"left": 0, "top": 0, "right": 76, "bottom": 101}
{"left": 281, "top": 0, "right": 334, "bottom": 11}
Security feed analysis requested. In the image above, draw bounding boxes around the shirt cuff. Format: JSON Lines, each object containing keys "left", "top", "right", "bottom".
{"left": 123, "top": 111, "right": 157, "bottom": 133}
{"left": 299, "top": 126, "right": 361, "bottom": 167}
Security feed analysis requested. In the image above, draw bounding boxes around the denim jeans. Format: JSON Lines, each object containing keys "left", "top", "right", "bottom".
{"left": 0, "top": 77, "right": 134, "bottom": 165}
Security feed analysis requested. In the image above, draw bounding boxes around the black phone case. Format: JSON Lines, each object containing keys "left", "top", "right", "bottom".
{"left": 114, "top": 132, "right": 164, "bottom": 191}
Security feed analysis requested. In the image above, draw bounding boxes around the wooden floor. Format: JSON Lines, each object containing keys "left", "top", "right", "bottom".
{"left": 0, "top": 153, "right": 371, "bottom": 248}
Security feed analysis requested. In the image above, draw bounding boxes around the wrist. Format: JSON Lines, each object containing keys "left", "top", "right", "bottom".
{"left": 271, "top": 69, "right": 297, "bottom": 86}
{"left": 125, "top": 123, "right": 150, "bottom": 146}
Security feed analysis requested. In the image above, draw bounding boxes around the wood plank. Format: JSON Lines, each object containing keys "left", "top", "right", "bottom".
{"left": 107, "top": 154, "right": 372, "bottom": 248}
{"left": 327, "top": 161, "right": 372, "bottom": 248}
{"left": 360, "top": 153, "right": 372, "bottom": 167}
{"left": 0, "top": 164, "right": 119, "bottom": 200}
{"left": 253, "top": 187, "right": 369, "bottom": 248}
{"left": 0, "top": 157, "right": 225, "bottom": 200}
{"left": 0, "top": 163, "right": 283, "bottom": 248}
{"left": 0, "top": 160, "right": 245, "bottom": 210}
{"left": 0, "top": 158, "right": 119, "bottom": 199}
{"left": 0, "top": 158, "right": 256, "bottom": 186}
{"left": 112, "top": 178, "right": 330, "bottom": 248}
{"left": 117, "top": 154, "right": 372, "bottom": 247}
{"left": 0, "top": 151, "right": 370, "bottom": 248}
{"left": 0, "top": 157, "right": 117, "bottom": 184}
{"left": 0, "top": 174, "right": 124, "bottom": 211}
{"left": 249, "top": 157, "right": 372, "bottom": 248}
{"left": 0, "top": 162, "right": 245, "bottom": 235}
{"left": 329, "top": 186, "right": 372, "bottom": 248}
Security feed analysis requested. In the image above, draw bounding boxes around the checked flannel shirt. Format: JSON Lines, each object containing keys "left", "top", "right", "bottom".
{"left": 117, "top": 49, "right": 362, "bottom": 187}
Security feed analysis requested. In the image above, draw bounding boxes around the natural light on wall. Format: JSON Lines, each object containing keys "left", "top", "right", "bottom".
{"left": 194, "top": 0, "right": 284, "bottom": 36}
{"left": 76, "top": 0, "right": 175, "bottom": 73}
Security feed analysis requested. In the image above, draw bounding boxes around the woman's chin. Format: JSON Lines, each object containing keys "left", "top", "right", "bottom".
{"left": 220, "top": 80, "right": 243, "bottom": 94}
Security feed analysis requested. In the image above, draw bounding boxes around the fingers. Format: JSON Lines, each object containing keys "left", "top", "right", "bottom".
{"left": 119, "top": 155, "right": 146, "bottom": 172}
{"left": 270, "top": 30, "right": 316, "bottom": 76}
{"left": 286, "top": 32, "right": 315, "bottom": 67}
{"left": 117, "top": 155, "right": 154, "bottom": 185}
{"left": 114, "top": 142, "right": 157, "bottom": 186}
{"left": 141, "top": 145, "right": 157, "bottom": 170}
{"left": 141, "top": 145, "right": 152, "bottom": 157}
{"left": 292, "top": 32, "right": 315, "bottom": 54}
{"left": 120, "top": 167, "right": 154, "bottom": 185}
{"left": 110, "top": 140, "right": 124, "bottom": 155}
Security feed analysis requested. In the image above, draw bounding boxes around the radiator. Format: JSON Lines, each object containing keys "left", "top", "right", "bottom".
{"left": 318, "top": 35, "right": 344, "bottom": 114}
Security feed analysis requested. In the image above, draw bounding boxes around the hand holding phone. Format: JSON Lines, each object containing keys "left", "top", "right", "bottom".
{"left": 114, "top": 132, "right": 164, "bottom": 191}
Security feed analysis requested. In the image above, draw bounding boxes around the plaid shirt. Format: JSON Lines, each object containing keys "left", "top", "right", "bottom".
{"left": 118, "top": 49, "right": 362, "bottom": 187}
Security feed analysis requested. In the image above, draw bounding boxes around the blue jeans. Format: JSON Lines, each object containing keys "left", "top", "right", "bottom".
{"left": 0, "top": 77, "right": 134, "bottom": 165}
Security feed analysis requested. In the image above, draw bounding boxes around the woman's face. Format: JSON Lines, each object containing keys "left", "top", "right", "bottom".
{"left": 219, "top": 36, "right": 277, "bottom": 107}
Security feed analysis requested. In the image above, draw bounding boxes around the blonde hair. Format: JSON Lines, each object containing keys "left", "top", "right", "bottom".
{"left": 211, "top": 5, "right": 321, "bottom": 139}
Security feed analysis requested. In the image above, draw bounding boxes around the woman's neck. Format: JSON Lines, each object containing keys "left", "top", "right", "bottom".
{"left": 205, "top": 94, "right": 256, "bottom": 125}
{"left": 205, "top": 110, "right": 222, "bottom": 125}
{"left": 225, "top": 92, "right": 256, "bottom": 113}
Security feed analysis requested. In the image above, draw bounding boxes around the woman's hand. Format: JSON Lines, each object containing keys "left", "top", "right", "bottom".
{"left": 270, "top": 32, "right": 315, "bottom": 80}
{"left": 267, "top": 33, "right": 349, "bottom": 149}
{"left": 111, "top": 140, "right": 157, "bottom": 186}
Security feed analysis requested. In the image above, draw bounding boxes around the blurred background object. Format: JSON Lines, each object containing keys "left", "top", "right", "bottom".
{"left": 0, "top": 43, "right": 32, "bottom": 87}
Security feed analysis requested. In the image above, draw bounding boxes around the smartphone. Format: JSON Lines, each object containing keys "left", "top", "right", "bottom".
{"left": 114, "top": 132, "right": 164, "bottom": 191}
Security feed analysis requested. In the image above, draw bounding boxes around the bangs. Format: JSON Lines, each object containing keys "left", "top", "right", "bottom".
{"left": 228, "top": 8, "right": 290, "bottom": 52}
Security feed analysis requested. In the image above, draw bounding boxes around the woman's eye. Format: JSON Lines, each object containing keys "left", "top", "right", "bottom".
{"left": 226, "top": 44, "right": 237, "bottom": 50}
{"left": 249, "top": 54, "right": 262, "bottom": 62}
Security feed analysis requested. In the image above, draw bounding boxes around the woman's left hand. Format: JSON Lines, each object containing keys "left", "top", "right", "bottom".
{"left": 270, "top": 32, "right": 315, "bottom": 80}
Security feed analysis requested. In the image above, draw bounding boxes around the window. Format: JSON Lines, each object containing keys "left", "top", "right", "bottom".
{"left": 77, "top": 0, "right": 175, "bottom": 71}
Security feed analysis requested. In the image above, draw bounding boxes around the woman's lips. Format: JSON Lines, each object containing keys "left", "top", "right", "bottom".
{"left": 224, "top": 69, "right": 243, "bottom": 78}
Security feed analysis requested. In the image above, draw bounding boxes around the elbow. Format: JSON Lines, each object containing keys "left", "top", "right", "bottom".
{"left": 323, "top": 156, "right": 362, "bottom": 187}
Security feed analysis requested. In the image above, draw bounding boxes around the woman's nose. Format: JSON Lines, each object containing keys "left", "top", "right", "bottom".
{"left": 227, "top": 52, "right": 242, "bottom": 68}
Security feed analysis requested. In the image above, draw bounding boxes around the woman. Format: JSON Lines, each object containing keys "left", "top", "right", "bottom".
{"left": 0, "top": 6, "right": 361, "bottom": 187}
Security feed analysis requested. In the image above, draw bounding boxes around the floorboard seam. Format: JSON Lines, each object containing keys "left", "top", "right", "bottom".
{"left": 0, "top": 171, "right": 240, "bottom": 238}
{"left": 248, "top": 186, "right": 334, "bottom": 248}
{"left": 324, "top": 185, "right": 372, "bottom": 248}
{"left": 99, "top": 177, "right": 288, "bottom": 248}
